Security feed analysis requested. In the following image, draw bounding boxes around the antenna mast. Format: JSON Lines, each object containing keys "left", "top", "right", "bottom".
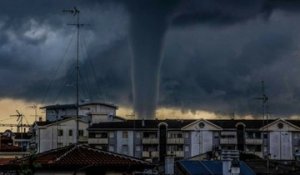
{"left": 255, "top": 81, "right": 268, "bottom": 125}
{"left": 63, "top": 7, "right": 83, "bottom": 144}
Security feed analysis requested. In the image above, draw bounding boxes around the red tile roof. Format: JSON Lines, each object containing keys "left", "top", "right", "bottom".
{"left": 0, "top": 144, "right": 22, "bottom": 152}
{"left": 0, "top": 158, "right": 14, "bottom": 165}
{"left": 5, "top": 144, "right": 153, "bottom": 171}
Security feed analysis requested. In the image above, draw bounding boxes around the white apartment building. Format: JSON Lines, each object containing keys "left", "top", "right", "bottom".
{"left": 33, "top": 102, "right": 122, "bottom": 153}
{"left": 87, "top": 118, "right": 300, "bottom": 162}
{"left": 32, "top": 117, "right": 89, "bottom": 153}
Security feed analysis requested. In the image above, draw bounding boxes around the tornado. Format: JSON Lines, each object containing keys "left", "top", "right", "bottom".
{"left": 127, "top": 1, "right": 179, "bottom": 119}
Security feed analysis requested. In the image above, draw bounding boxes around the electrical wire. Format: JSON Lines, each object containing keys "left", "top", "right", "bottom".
{"left": 41, "top": 32, "right": 76, "bottom": 104}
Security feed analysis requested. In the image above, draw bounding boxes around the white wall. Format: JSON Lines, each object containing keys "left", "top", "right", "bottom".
{"left": 37, "top": 119, "right": 88, "bottom": 153}
{"left": 190, "top": 131, "right": 213, "bottom": 157}
{"left": 269, "top": 131, "right": 293, "bottom": 160}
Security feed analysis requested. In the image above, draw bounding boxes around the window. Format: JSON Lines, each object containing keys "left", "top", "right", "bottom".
{"left": 58, "top": 129, "right": 63, "bottom": 136}
{"left": 109, "top": 132, "right": 114, "bottom": 138}
{"left": 122, "top": 131, "right": 128, "bottom": 138}
{"left": 96, "top": 133, "right": 108, "bottom": 138}
{"left": 185, "top": 133, "right": 189, "bottom": 138}
{"left": 69, "top": 130, "right": 73, "bottom": 136}
{"left": 263, "top": 133, "right": 268, "bottom": 139}
{"left": 136, "top": 132, "right": 141, "bottom": 138}
{"left": 109, "top": 146, "right": 114, "bottom": 152}
{"left": 185, "top": 146, "right": 189, "bottom": 152}
{"left": 78, "top": 130, "right": 84, "bottom": 136}
{"left": 136, "top": 146, "right": 141, "bottom": 152}
{"left": 122, "top": 145, "right": 128, "bottom": 154}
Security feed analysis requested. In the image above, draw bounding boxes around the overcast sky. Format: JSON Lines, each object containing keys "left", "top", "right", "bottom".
{"left": 1, "top": 0, "right": 300, "bottom": 119}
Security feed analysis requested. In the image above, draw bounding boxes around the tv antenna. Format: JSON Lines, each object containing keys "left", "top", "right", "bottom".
{"left": 10, "top": 110, "right": 28, "bottom": 133}
{"left": 255, "top": 81, "right": 269, "bottom": 126}
{"left": 63, "top": 6, "right": 85, "bottom": 144}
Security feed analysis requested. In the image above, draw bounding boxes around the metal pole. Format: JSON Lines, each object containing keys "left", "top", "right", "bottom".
{"left": 76, "top": 9, "right": 80, "bottom": 145}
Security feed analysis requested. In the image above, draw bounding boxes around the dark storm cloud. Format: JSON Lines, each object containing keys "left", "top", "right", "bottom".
{"left": 1, "top": 0, "right": 300, "bottom": 118}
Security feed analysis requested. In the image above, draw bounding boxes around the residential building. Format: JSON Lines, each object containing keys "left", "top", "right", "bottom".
{"left": 32, "top": 102, "right": 124, "bottom": 153}
{"left": 40, "top": 102, "right": 119, "bottom": 123}
{"left": 0, "top": 130, "right": 31, "bottom": 159}
{"left": 32, "top": 117, "right": 89, "bottom": 153}
{"left": 87, "top": 118, "right": 300, "bottom": 162}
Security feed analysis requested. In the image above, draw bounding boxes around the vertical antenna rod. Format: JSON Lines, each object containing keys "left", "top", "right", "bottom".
{"left": 255, "top": 81, "right": 268, "bottom": 125}
{"left": 63, "top": 7, "right": 83, "bottom": 144}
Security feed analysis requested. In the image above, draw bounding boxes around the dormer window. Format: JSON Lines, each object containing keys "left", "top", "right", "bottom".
{"left": 277, "top": 123, "right": 284, "bottom": 129}
{"left": 198, "top": 122, "right": 205, "bottom": 128}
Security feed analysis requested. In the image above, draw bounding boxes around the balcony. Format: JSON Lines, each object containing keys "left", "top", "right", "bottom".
{"left": 167, "top": 151, "right": 184, "bottom": 157}
{"left": 220, "top": 138, "right": 237, "bottom": 144}
{"left": 142, "top": 138, "right": 159, "bottom": 144}
{"left": 245, "top": 138, "right": 263, "bottom": 145}
{"left": 88, "top": 138, "right": 108, "bottom": 144}
{"left": 142, "top": 151, "right": 159, "bottom": 158}
{"left": 79, "top": 136, "right": 88, "bottom": 142}
{"left": 167, "top": 138, "right": 184, "bottom": 144}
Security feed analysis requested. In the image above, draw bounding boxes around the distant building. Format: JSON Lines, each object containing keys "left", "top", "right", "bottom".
{"left": 40, "top": 102, "right": 119, "bottom": 123}
{"left": 87, "top": 118, "right": 300, "bottom": 162}
{"left": 32, "top": 117, "right": 89, "bottom": 153}
{"left": 33, "top": 102, "right": 124, "bottom": 153}
{"left": 0, "top": 130, "right": 31, "bottom": 159}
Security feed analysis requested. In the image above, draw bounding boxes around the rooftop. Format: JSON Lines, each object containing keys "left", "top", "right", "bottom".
{"left": 1, "top": 144, "right": 153, "bottom": 171}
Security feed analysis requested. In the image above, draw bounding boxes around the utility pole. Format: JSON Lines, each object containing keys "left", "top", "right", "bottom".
{"left": 63, "top": 7, "right": 84, "bottom": 144}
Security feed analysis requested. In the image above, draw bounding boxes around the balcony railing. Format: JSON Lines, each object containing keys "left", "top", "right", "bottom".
{"left": 88, "top": 138, "right": 108, "bottom": 144}
{"left": 142, "top": 138, "right": 159, "bottom": 144}
{"left": 220, "top": 138, "right": 237, "bottom": 144}
{"left": 245, "top": 138, "right": 263, "bottom": 145}
{"left": 142, "top": 151, "right": 159, "bottom": 158}
{"left": 79, "top": 136, "right": 88, "bottom": 142}
{"left": 167, "top": 151, "right": 184, "bottom": 157}
{"left": 167, "top": 138, "right": 184, "bottom": 144}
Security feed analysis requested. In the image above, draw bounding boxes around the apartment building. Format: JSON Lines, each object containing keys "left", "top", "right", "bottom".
{"left": 87, "top": 118, "right": 300, "bottom": 162}
{"left": 33, "top": 102, "right": 122, "bottom": 153}
{"left": 40, "top": 102, "right": 119, "bottom": 122}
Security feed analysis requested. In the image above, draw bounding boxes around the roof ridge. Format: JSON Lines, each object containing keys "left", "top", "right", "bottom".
{"left": 55, "top": 144, "right": 78, "bottom": 162}
{"left": 82, "top": 145, "right": 151, "bottom": 164}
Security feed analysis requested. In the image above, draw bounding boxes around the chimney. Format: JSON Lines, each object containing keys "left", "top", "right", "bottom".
{"left": 165, "top": 155, "right": 175, "bottom": 175}
{"left": 221, "top": 150, "right": 239, "bottom": 175}
{"left": 230, "top": 159, "right": 240, "bottom": 175}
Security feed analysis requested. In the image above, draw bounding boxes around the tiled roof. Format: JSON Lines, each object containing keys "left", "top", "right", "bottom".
{"left": 6, "top": 144, "right": 153, "bottom": 170}
{"left": 89, "top": 119, "right": 300, "bottom": 130}
{"left": 89, "top": 119, "right": 195, "bottom": 130}
{"left": 40, "top": 102, "right": 118, "bottom": 110}
{"left": 0, "top": 144, "right": 22, "bottom": 152}
{"left": 0, "top": 158, "right": 14, "bottom": 165}
{"left": 209, "top": 119, "right": 275, "bottom": 129}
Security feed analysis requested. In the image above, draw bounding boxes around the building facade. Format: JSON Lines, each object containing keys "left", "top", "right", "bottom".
{"left": 33, "top": 102, "right": 123, "bottom": 153}
{"left": 87, "top": 118, "right": 300, "bottom": 162}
